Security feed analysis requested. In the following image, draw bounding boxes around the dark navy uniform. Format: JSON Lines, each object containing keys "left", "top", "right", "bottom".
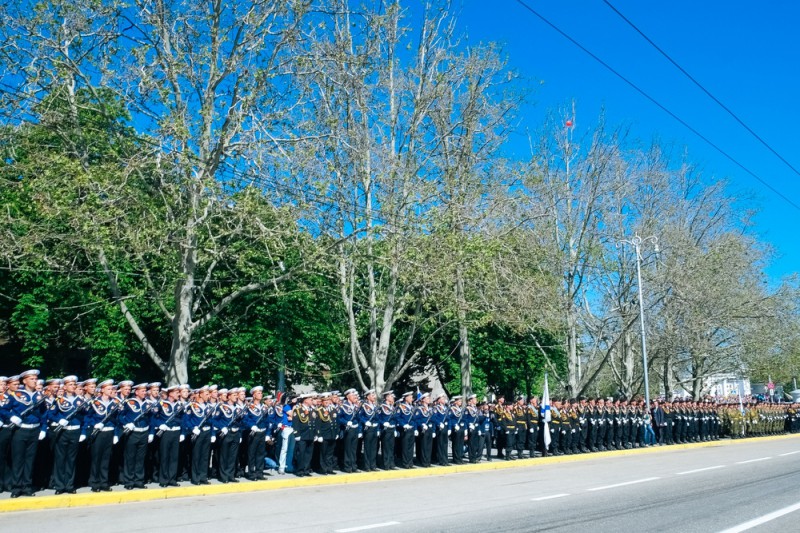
{"left": 0, "top": 382, "right": 12, "bottom": 492}
{"left": 241, "top": 399, "right": 268, "bottom": 480}
{"left": 395, "top": 396, "right": 416, "bottom": 469}
{"left": 82, "top": 395, "right": 120, "bottom": 491}
{"left": 414, "top": 398, "right": 434, "bottom": 467}
{"left": 183, "top": 400, "right": 213, "bottom": 484}
{"left": 377, "top": 397, "right": 397, "bottom": 469}
{"left": 338, "top": 397, "right": 360, "bottom": 473}
{"left": 7, "top": 378, "right": 46, "bottom": 497}
{"left": 151, "top": 396, "right": 182, "bottom": 486}
{"left": 448, "top": 401, "right": 465, "bottom": 465}
{"left": 49, "top": 391, "right": 85, "bottom": 493}
{"left": 432, "top": 399, "right": 449, "bottom": 466}
{"left": 358, "top": 397, "right": 380, "bottom": 471}
{"left": 118, "top": 392, "right": 151, "bottom": 489}
{"left": 211, "top": 401, "right": 242, "bottom": 483}
{"left": 292, "top": 398, "right": 316, "bottom": 477}
{"left": 316, "top": 397, "right": 338, "bottom": 474}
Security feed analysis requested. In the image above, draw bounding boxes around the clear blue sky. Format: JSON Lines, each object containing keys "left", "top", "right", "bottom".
{"left": 458, "top": 0, "right": 800, "bottom": 281}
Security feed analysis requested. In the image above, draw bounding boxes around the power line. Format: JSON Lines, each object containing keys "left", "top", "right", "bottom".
{"left": 511, "top": 0, "right": 800, "bottom": 212}
{"left": 602, "top": 0, "right": 800, "bottom": 180}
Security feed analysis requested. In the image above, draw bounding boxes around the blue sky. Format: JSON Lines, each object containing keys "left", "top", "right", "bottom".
{"left": 457, "top": 0, "right": 800, "bottom": 281}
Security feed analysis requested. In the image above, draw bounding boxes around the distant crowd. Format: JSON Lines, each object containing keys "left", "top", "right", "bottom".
{"left": 1, "top": 370, "right": 798, "bottom": 499}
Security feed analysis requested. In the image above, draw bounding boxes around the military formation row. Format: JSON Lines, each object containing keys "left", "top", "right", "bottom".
{"left": 1, "top": 371, "right": 798, "bottom": 499}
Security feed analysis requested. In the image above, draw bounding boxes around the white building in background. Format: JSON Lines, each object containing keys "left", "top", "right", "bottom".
{"left": 706, "top": 374, "right": 751, "bottom": 397}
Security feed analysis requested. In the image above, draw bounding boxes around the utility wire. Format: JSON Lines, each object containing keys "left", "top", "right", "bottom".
{"left": 512, "top": 0, "right": 800, "bottom": 212}
{"left": 602, "top": 0, "right": 800, "bottom": 180}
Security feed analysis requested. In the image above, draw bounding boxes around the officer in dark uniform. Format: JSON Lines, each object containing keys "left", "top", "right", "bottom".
{"left": 242, "top": 386, "right": 268, "bottom": 480}
{"left": 526, "top": 396, "right": 540, "bottom": 457}
{"left": 338, "top": 388, "right": 360, "bottom": 473}
{"left": 548, "top": 400, "right": 561, "bottom": 455}
{"left": 415, "top": 392, "right": 434, "bottom": 467}
{"left": 358, "top": 389, "right": 380, "bottom": 471}
{"left": 49, "top": 375, "right": 85, "bottom": 494}
{"left": 500, "top": 403, "right": 516, "bottom": 459}
{"left": 292, "top": 393, "right": 316, "bottom": 477}
{"left": 464, "top": 394, "right": 481, "bottom": 463}
{"left": 316, "top": 393, "right": 338, "bottom": 474}
{"left": 478, "top": 399, "right": 494, "bottom": 461}
{"left": 118, "top": 382, "right": 150, "bottom": 489}
{"left": 395, "top": 391, "right": 416, "bottom": 469}
{"left": 512, "top": 396, "right": 527, "bottom": 459}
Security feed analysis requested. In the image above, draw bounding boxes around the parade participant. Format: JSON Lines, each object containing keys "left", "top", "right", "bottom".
{"left": 395, "top": 391, "right": 416, "bottom": 469}
{"left": 431, "top": 393, "right": 449, "bottom": 466}
{"left": 49, "top": 375, "right": 85, "bottom": 494}
{"left": 378, "top": 390, "right": 398, "bottom": 470}
{"left": 316, "top": 393, "right": 337, "bottom": 475}
{"left": 338, "top": 389, "right": 361, "bottom": 473}
{"left": 212, "top": 387, "right": 243, "bottom": 483}
{"left": 448, "top": 395, "right": 465, "bottom": 465}
{"left": 414, "top": 392, "right": 434, "bottom": 467}
{"left": 183, "top": 385, "right": 213, "bottom": 485}
{"left": 151, "top": 385, "right": 183, "bottom": 487}
{"left": 358, "top": 389, "right": 380, "bottom": 472}
{"left": 242, "top": 386, "right": 268, "bottom": 481}
{"left": 7, "top": 370, "right": 46, "bottom": 498}
{"left": 464, "top": 394, "right": 481, "bottom": 463}
{"left": 513, "top": 395, "right": 527, "bottom": 459}
{"left": 527, "top": 396, "right": 541, "bottom": 458}
{"left": 478, "top": 399, "right": 494, "bottom": 461}
{"left": 292, "top": 393, "right": 316, "bottom": 477}
{"left": 82, "top": 379, "right": 120, "bottom": 492}
{"left": 118, "top": 382, "right": 151, "bottom": 490}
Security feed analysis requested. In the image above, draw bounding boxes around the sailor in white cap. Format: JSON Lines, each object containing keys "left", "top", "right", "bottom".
{"left": 292, "top": 393, "right": 316, "bottom": 477}
{"left": 359, "top": 389, "right": 380, "bottom": 471}
{"left": 465, "top": 394, "right": 481, "bottom": 463}
{"left": 151, "top": 385, "right": 182, "bottom": 487}
{"left": 183, "top": 385, "right": 213, "bottom": 485}
{"left": 415, "top": 392, "right": 434, "bottom": 467}
{"left": 82, "top": 379, "right": 118, "bottom": 492}
{"left": 432, "top": 392, "right": 449, "bottom": 466}
{"left": 448, "top": 395, "right": 465, "bottom": 464}
{"left": 242, "top": 386, "right": 267, "bottom": 481}
{"left": 49, "top": 375, "right": 84, "bottom": 494}
{"left": 119, "top": 382, "right": 150, "bottom": 489}
{"left": 7, "top": 369, "right": 45, "bottom": 497}
{"left": 378, "top": 390, "right": 397, "bottom": 470}
{"left": 395, "top": 391, "right": 416, "bottom": 469}
{"left": 338, "top": 388, "right": 361, "bottom": 473}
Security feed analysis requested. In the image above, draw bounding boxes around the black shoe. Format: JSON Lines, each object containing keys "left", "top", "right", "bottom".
{"left": 168, "top": 482, "right": 179, "bottom": 487}
{"left": 66, "top": 489, "right": 77, "bottom": 494}
{"left": 91, "top": 488, "right": 101, "bottom": 493}
{"left": 10, "top": 493, "right": 21, "bottom": 498}
{"left": 55, "top": 490, "right": 64, "bottom": 495}
{"left": 159, "top": 483, "right": 168, "bottom": 488}
{"left": 125, "top": 485, "right": 134, "bottom": 490}
{"left": 134, "top": 484, "right": 145, "bottom": 489}
{"left": 101, "top": 486, "right": 112, "bottom": 492}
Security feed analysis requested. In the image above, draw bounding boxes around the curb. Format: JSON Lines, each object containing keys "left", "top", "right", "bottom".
{"left": 2, "top": 432, "right": 798, "bottom": 513}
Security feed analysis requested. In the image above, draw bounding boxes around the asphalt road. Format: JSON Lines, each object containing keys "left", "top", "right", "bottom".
{"left": 5, "top": 436, "right": 799, "bottom": 532}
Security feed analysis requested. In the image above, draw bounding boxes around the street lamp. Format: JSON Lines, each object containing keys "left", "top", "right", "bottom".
{"left": 617, "top": 234, "right": 658, "bottom": 406}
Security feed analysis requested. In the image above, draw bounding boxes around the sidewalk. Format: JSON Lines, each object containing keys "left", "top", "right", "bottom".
{"left": 2, "top": 433, "right": 798, "bottom": 513}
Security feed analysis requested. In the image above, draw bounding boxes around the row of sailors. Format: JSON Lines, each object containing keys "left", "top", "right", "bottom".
{"left": 2, "top": 371, "right": 798, "bottom": 498}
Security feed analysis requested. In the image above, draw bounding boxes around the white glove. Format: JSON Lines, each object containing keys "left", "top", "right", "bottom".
{"left": 220, "top": 427, "right": 228, "bottom": 435}
{"left": 448, "top": 430, "right": 452, "bottom": 436}
{"left": 358, "top": 433, "right": 363, "bottom": 438}
{"left": 38, "top": 431, "right": 46, "bottom": 440}
{"left": 439, "top": 423, "right": 445, "bottom": 429}
{"left": 159, "top": 424, "right": 169, "bottom": 432}
{"left": 454, "top": 424, "right": 460, "bottom": 431}
{"left": 210, "top": 436, "right": 216, "bottom": 443}
{"left": 422, "top": 424, "right": 428, "bottom": 431}
{"left": 192, "top": 427, "right": 201, "bottom": 436}
{"left": 432, "top": 433, "right": 437, "bottom": 438}
{"left": 571, "top": 429, "right": 576, "bottom": 434}
{"left": 383, "top": 422, "right": 391, "bottom": 428}
{"left": 469, "top": 424, "right": 475, "bottom": 430}
{"left": 113, "top": 436, "right": 119, "bottom": 445}
{"left": 179, "top": 434, "right": 185, "bottom": 442}
{"left": 148, "top": 434, "right": 154, "bottom": 443}
{"left": 478, "top": 431, "right": 482, "bottom": 436}
{"left": 94, "top": 423, "right": 104, "bottom": 430}
{"left": 414, "top": 430, "right": 419, "bottom": 436}
{"left": 79, "top": 434, "right": 87, "bottom": 442}
{"left": 394, "top": 431, "right": 399, "bottom": 437}
{"left": 239, "top": 437, "right": 242, "bottom": 444}
{"left": 403, "top": 424, "right": 412, "bottom": 430}
{"left": 58, "top": 419, "right": 69, "bottom": 427}
{"left": 125, "top": 423, "right": 135, "bottom": 431}
{"left": 295, "top": 436, "right": 301, "bottom": 441}
{"left": 10, "top": 416, "right": 21, "bottom": 426}
{"left": 251, "top": 426, "right": 258, "bottom": 432}
{"left": 529, "top": 428, "right": 534, "bottom": 433}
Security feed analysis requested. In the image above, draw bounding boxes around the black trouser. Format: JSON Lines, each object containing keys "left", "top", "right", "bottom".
{"left": 468, "top": 430, "right": 481, "bottom": 463}
{"left": 400, "top": 427, "right": 416, "bottom": 468}
{"left": 294, "top": 438, "right": 313, "bottom": 476}
{"left": 217, "top": 431, "right": 239, "bottom": 482}
{"left": 246, "top": 430, "right": 266, "bottom": 479}
{"left": 51, "top": 428, "right": 80, "bottom": 492}
{"left": 11, "top": 427, "right": 39, "bottom": 495}
{"left": 549, "top": 425, "right": 560, "bottom": 454}
{"left": 482, "top": 432, "right": 493, "bottom": 461}
{"left": 122, "top": 430, "right": 147, "bottom": 487}
{"left": 527, "top": 425, "right": 539, "bottom": 456}
{"left": 362, "top": 430, "right": 378, "bottom": 470}
{"left": 0, "top": 426, "right": 13, "bottom": 492}
{"left": 417, "top": 428, "right": 433, "bottom": 467}
{"left": 89, "top": 430, "right": 114, "bottom": 489}
{"left": 434, "top": 428, "right": 448, "bottom": 466}
{"left": 504, "top": 430, "right": 516, "bottom": 458}
{"left": 321, "top": 439, "right": 336, "bottom": 474}
{"left": 158, "top": 430, "right": 180, "bottom": 485}
{"left": 515, "top": 426, "right": 526, "bottom": 457}
{"left": 381, "top": 428, "right": 397, "bottom": 469}
{"left": 342, "top": 427, "right": 359, "bottom": 473}
{"left": 191, "top": 430, "right": 212, "bottom": 483}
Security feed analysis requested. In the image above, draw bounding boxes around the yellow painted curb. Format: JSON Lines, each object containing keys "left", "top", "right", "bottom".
{"left": 2, "top": 432, "right": 798, "bottom": 513}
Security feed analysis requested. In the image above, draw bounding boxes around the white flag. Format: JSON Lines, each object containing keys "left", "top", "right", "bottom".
{"left": 542, "top": 373, "right": 552, "bottom": 448}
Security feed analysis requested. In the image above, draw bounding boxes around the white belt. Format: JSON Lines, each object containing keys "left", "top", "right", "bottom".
{"left": 202, "top": 426, "right": 211, "bottom": 431}
{"left": 230, "top": 428, "right": 239, "bottom": 433}
{"left": 21, "top": 423, "right": 39, "bottom": 429}
{"left": 65, "top": 425, "right": 80, "bottom": 431}
{"left": 132, "top": 427, "right": 148, "bottom": 433}
{"left": 101, "top": 426, "right": 115, "bottom": 432}
{"left": 166, "top": 426, "right": 181, "bottom": 432}
{"left": 251, "top": 428, "right": 264, "bottom": 433}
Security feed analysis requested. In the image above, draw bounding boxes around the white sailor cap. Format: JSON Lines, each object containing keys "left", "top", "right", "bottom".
{"left": 118, "top": 380, "right": 134, "bottom": 387}
{"left": 166, "top": 385, "right": 181, "bottom": 392}
{"left": 264, "top": 394, "right": 274, "bottom": 400}
{"left": 219, "top": 388, "right": 229, "bottom": 395}
{"left": 45, "top": 378, "right": 62, "bottom": 386}
{"left": 467, "top": 394, "right": 477, "bottom": 401}
{"left": 148, "top": 382, "right": 161, "bottom": 389}
{"left": 320, "top": 392, "right": 331, "bottom": 399}
{"left": 344, "top": 388, "right": 358, "bottom": 397}
{"left": 250, "top": 386, "right": 264, "bottom": 394}
{"left": 451, "top": 395, "right": 463, "bottom": 401}
{"left": 20, "top": 369, "right": 40, "bottom": 379}
{"left": 382, "top": 390, "right": 394, "bottom": 397}
{"left": 402, "top": 391, "right": 414, "bottom": 398}
{"left": 179, "top": 384, "right": 190, "bottom": 390}
{"left": 208, "top": 385, "right": 218, "bottom": 392}
{"left": 62, "top": 375, "right": 78, "bottom": 383}
{"left": 83, "top": 378, "right": 98, "bottom": 385}
{"left": 419, "top": 392, "right": 430, "bottom": 400}
{"left": 364, "top": 389, "right": 376, "bottom": 396}
{"left": 133, "top": 382, "right": 148, "bottom": 390}
{"left": 0, "top": 376, "right": 7, "bottom": 382}
{"left": 7, "top": 375, "right": 20, "bottom": 383}
{"left": 98, "top": 379, "right": 115, "bottom": 388}
{"left": 436, "top": 393, "right": 447, "bottom": 400}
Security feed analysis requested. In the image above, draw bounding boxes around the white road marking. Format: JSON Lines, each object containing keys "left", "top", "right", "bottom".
{"left": 586, "top": 477, "right": 660, "bottom": 491}
{"left": 676, "top": 465, "right": 726, "bottom": 475}
{"left": 717, "top": 501, "right": 800, "bottom": 533}
{"left": 779, "top": 450, "right": 800, "bottom": 456}
{"left": 335, "top": 522, "right": 401, "bottom": 532}
{"left": 736, "top": 457, "right": 771, "bottom": 464}
{"left": 532, "top": 493, "right": 570, "bottom": 501}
